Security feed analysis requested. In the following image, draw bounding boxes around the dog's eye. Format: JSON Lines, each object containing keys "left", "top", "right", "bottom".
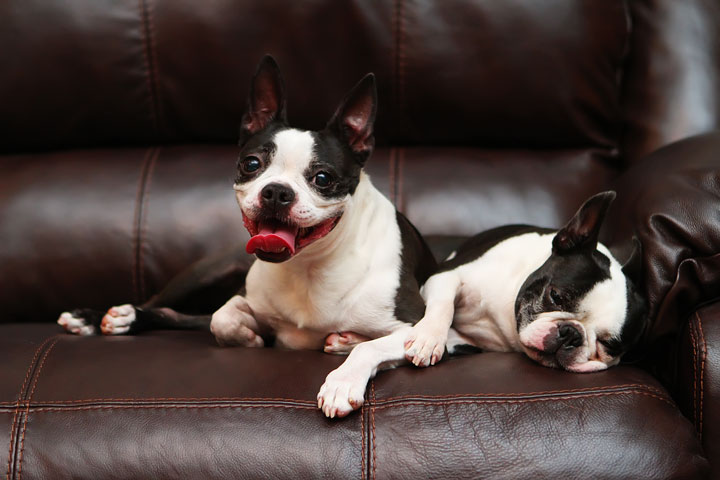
{"left": 240, "top": 156, "right": 262, "bottom": 174}
{"left": 313, "top": 171, "right": 332, "bottom": 188}
{"left": 548, "top": 287, "right": 562, "bottom": 306}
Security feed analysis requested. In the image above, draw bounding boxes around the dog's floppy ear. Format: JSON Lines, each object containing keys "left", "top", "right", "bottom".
{"left": 240, "top": 55, "right": 287, "bottom": 144}
{"left": 553, "top": 191, "right": 616, "bottom": 253}
{"left": 327, "top": 73, "right": 377, "bottom": 164}
{"left": 622, "top": 236, "right": 643, "bottom": 284}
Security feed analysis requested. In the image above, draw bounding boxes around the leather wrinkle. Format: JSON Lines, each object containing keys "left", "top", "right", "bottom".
{"left": 5, "top": 336, "right": 55, "bottom": 480}
{"left": 16, "top": 338, "right": 59, "bottom": 480}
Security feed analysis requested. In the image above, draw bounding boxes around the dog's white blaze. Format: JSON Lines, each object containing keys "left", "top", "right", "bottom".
{"left": 448, "top": 232, "right": 555, "bottom": 352}
{"left": 235, "top": 128, "right": 347, "bottom": 226}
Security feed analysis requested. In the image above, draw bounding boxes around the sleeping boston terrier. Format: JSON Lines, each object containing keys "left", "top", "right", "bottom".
{"left": 58, "top": 56, "right": 437, "bottom": 417}
{"left": 318, "top": 191, "right": 648, "bottom": 416}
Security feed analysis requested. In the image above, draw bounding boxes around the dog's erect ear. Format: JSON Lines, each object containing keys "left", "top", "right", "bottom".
{"left": 240, "top": 55, "right": 287, "bottom": 143}
{"left": 553, "top": 191, "right": 616, "bottom": 253}
{"left": 622, "top": 237, "right": 643, "bottom": 284}
{"left": 327, "top": 73, "right": 377, "bottom": 163}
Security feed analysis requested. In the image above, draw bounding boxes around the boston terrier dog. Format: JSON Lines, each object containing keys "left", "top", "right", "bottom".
{"left": 319, "top": 191, "right": 648, "bottom": 416}
{"left": 58, "top": 56, "right": 436, "bottom": 417}
{"left": 404, "top": 191, "right": 648, "bottom": 373}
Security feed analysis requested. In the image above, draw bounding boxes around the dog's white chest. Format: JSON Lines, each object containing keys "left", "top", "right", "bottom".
{"left": 244, "top": 179, "right": 407, "bottom": 347}
{"left": 450, "top": 233, "right": 554, "bottom": 351}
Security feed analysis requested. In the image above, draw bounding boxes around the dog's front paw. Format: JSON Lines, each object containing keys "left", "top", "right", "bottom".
{"left": 404, "top": 326, "right": 447, "bottom": 367}
{"left": 100, "top": 304, "right": 137, "bottom": 335}
{"left": 210, "top": 297, "right": 264, "bottom": 348}
{"left": 57, "top": 309, "right": 101, "bottom": 336}
{"left": 317, "top": 366, "right": 368, "bottom": 418}
{"left": 323, "top": 331, "right": 371, "bottom": 355}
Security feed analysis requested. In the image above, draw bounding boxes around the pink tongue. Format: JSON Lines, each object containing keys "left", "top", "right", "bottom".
{"left": 246, "top": 223, "right": 298, "bottom": 255}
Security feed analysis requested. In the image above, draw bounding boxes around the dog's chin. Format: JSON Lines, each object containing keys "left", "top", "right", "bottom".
{"left": 242, "top": 212, "right": 342, "bottom": 262}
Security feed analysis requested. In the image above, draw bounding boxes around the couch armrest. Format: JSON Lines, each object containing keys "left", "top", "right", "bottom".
{"left": 678, "top": 301, "right": 720, "bottom": 477}
{"left": 603, "top": 131, "right": 720, "bottom": 384}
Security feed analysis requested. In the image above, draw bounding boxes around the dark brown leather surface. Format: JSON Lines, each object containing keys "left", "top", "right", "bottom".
{"left": 621, "top": 0, "right": 720, "bottom": 161}
{"left": 3, "top": 0, "right": 720, "bottom": 478}
{"left": 1, "top": 325, "right": 708, "bottom": 479}
{"left": 7, "top": 0, "right": 717, "bottom": 153}
{"left": 678, "top": 301, "right": 720, "bottom": 480}
{"left": 0, "top": 145, "right": 620, "bottom": 323}
{"left": 603, "top": 132, "right": 720, "bottom": 388}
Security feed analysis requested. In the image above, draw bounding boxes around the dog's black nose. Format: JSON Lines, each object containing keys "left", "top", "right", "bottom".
{"left": 261, "top": 183, "right": 296, "bottom": 208}
{"left": 557, "top": 323, "right": 583, "bottom": 349}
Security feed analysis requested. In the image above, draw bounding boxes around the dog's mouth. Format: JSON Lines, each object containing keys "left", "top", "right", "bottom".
{"left": 242, "top": 213, "right": 342, "bottom": 263}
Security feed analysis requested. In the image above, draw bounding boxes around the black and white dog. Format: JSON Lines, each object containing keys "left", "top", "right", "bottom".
{"left": 313, "top": 192, "right": 648, "bottom": 417}
{"left": 403, "top": 191, "right": 648, "bottom": 373}
{"left": 319, "top": 192, "right": 647, "bottom": 414}
{"left": 58, "top": 56, "right": 436, "bottom": 417}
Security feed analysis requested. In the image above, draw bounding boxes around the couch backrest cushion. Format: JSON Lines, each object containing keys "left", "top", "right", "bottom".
{"left": 0, "top": 0, "right": 637, "bottom": 153}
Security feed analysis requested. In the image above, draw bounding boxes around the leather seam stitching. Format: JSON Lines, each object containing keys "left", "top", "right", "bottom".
{"left": 371, "top": 390, "right": 674, "bottom": 410}
{"left": 132, "top": 148, "right": 158, "bottom": 303}
{"left": 376, "top": 383, "right": 666, "bottom": 402}
{"left": 5, "top": 337, "right": 53, "bottom": 480}
{"left": 689, "top": 317, "right": 699, "bottom": 433}
{"left": 371, "top": 381, "right": 376, "bottom": 480}
{"left": 389, "top": 147, "right": 397, "bottom": 206}
{"left": 26, "top": 383, "right": 666, "bottom": 405}
{"left": 696, "top": 312, "right": 706, "bottom": 437}
{"left": 31, "top": 396, "right": 316, "bottom": 404}
{"left": 397, "top": 148, "right": 405, "bottom": 212}
{"left": 138, "top": 148, "right": 159, "bottom": 301}
{"left": 138, "top": 0, "right": 160, "bottom": 135}
{"left": 360, "top": 400, "right": 365, "bottom": 480}
{"left": 29, "top": 405, "right": 318, "bottom": 413}
{"left": 17, "top": 338, "right": 59, "bottom": 480}
{"left": 132, "top": 148, "right": 153, "bottom": 303}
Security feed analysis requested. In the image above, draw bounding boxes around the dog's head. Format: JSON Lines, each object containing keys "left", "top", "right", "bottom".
{"left": 233, "top": 56, "right": 377, "bottom": 263}
{"left": 515, "top": 191, "right": 648, "bottom": 372}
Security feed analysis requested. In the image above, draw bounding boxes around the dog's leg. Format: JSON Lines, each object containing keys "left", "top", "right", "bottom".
{"left": 99, "top": 305, "right": 213, "bottom": 335}
{"left": 404, "top": 271, "right": 461, "bottom": 366}
{"left": 317, "top": 327, "right": 411, "bottom": 418}
{"left": 210, "top": 295, "right": 265, "bottom": 347}
{"left": 323, "top": 332, "right": 372, "bottom": 355}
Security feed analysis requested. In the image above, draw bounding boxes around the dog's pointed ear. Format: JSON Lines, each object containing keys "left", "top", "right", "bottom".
{"left": 327, "top": 73, "right": 377, "bottom": 163}
{"left": 622, "top": 236, "right": 643, "bottom": 284}
{"left": 240, "top": 55, "right": 287, "bottom": 143}
{"left": 553, "top": 191, "right": 616, "bottom": 253}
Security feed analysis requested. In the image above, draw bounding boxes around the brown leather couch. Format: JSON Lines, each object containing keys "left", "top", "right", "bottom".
{"left": 2, "top": 1, "right": 719, "bottom": 478}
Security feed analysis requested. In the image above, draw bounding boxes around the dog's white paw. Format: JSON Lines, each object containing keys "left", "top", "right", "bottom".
{"left": 323, "top": 331, "right": 371, "bottom": 355}
{"left": 100, "top": 304, "right": 136, "bottom": 335}
{"left": 404, "top": 326, "right": 447, "bottom": 367}
{"left": 210, "top": 300, "right": 264, "bottom": 348}
{"left": 317, "top": 366, "right": 368, "bottom": 418}
{"left": 57, "top": 312, "right": 97, "bottom": 336}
